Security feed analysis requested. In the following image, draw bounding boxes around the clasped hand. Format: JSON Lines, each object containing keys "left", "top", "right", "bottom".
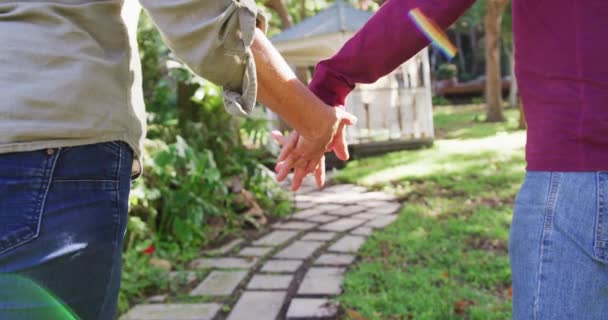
{"left": 272, "top": 106, "right": 357, "bottom": 191}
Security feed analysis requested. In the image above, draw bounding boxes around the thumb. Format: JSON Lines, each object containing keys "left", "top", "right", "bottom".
{"left": 335, "top": 107, "right": 357, "bottom": 126}
{"left": 332, "top": 123, "right": 350, "bottom": 161}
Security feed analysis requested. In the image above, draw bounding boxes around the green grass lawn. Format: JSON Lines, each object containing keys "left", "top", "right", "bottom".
{"left": 335, "top": 104, "right": 525, "bottom": 320}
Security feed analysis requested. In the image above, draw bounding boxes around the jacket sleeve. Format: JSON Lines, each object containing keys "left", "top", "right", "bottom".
{"left": 309, "top": 0, "right": 476, "bottom": 107}
{"left": 139, "top": 0, "right": 268, "bottom": 116}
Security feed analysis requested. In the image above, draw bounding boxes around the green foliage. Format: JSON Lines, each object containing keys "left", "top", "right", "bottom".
{"left": 432, "top": 95, "right": 452, "bottom": 106}
{"left": 118, "top": 250, "right": 168, "bottom": 314}
{"left": 120, "top": 12, "right": 293, "bottom": 313}
{"left": 436, "top": 64, "right": 458, "bottom": 80}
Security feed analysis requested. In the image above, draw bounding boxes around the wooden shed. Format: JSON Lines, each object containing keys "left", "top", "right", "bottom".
{"left": 268, "top": 0, "right": 435, "bottom": 159}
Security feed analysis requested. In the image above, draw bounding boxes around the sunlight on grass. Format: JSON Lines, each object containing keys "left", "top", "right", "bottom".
{"left": 337, "top": 105, "right": 523, "bottom": 320}
{"left": 346, "top": 131, "right": 525, "bottom": 186}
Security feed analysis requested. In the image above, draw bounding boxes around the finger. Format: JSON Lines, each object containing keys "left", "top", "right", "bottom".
{"left": 314, "top": 156, "right": 326, "bottom": 188}
{"left": 305, "top": 160, "right": 317, "bottom": 174}
{"left": 332, "top": 124, "right": 350, "bottom": 161}
{"left": 278, "top": 131, "right": 299, "bottom": 162}
{"left": 292, "top": 165, "right": 309, "bottom": 191}
{"left": 336, "top": 107, "right": 358, "bottom": 126}
{"left": 276, "top": 157, "right": 295, "bottom": 181}
{"left": 293, "top": 157, "right": 309, "bottom": 172}
{"left": 271, "top": 130, "right": 288, "bottom": 146}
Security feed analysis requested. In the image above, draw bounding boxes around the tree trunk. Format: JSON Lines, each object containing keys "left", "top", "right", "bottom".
{"left": 265, "top": 0, "right": 293, "bottom": 29}
{"left": 295, "top": 0, "right": 311, "bottom": 85}
{"left": 300, "top": 0, "right": 307, "bottom": 20}
{"left": 470, "top": 26, "right": 479, "bottom": 76}
{"left": 484, "top": 0, "right": 508, "bottom": 122}
{"left": 518, "top": 98, "right": 526, "bottom": 129}
{"left": 455, "top": 30, "right": 466, "bottom": 75}
{"left": 508, "top": 48, "right": 518, "bottom": 108}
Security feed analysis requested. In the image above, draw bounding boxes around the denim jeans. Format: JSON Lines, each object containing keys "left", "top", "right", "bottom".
{"left": 510, "top": 172, "right": 608, "bottom": 319}
{"left": 0, "top": 142, "right": 132, "bottom": 320}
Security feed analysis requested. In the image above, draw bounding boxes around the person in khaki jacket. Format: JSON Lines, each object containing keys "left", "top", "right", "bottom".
{"left": 0, "top": 1, "right": 353, "bottom": 319}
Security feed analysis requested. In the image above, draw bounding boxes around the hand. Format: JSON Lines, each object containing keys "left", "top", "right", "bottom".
{"left": 273, "top": 107, "right": 356, "bottom": 191}
{"left": 272, "top": 131, "right": 326, "bottom": 189}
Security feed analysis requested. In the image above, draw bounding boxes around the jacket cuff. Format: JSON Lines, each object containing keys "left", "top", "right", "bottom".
{"left": 223, "top": 0, "right": 268, "bottom": 116}
{"left": 308, "top": 62, "right": 355, "bottom": 107}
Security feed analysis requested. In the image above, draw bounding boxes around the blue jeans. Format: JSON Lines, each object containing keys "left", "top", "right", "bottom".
{"left": 0, "top": 142, "right": 132, "bottom": 320}
{"left": 510, "top": 172, "right": 608, "bottom": 319}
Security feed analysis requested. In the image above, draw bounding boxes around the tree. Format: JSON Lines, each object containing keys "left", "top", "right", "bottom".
{"left": 484, "top": 0, "right": 509, "bottom": 122}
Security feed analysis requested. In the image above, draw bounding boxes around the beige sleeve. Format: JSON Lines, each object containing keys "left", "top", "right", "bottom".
{"left": 139, "top": 0, "right": 268, "bottom": 116}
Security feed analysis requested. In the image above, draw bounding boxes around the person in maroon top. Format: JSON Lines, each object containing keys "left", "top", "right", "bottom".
{"left": 275, "top": 0, "right": 608, "bottom": 318}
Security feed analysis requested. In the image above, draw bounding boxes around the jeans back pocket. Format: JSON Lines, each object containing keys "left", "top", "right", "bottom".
{"left": 0, "top": 149, "right": 57, "bottom": 255}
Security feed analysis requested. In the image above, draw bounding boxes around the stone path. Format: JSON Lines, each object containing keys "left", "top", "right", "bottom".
{"left": 121, "top": 182, "right": 400, "bottom": 320}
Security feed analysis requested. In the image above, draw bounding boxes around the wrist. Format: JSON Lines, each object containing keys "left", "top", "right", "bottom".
{"left": 298, "top": 104, "right": 337, "bottom": 142}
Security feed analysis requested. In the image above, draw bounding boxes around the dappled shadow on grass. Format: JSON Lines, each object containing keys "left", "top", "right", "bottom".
{"left": 337, "top": 134, "right": 524, "bottom": 319}
{"left": 334, "top": 130, "right": 525, "bottom": 189}
{"left": 433, "top": 105, "right": 522, "bottom": 141}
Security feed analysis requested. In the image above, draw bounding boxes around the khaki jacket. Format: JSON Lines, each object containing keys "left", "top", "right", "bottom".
{"left": 0, "top": 0, "right": 267, "bottom": 171}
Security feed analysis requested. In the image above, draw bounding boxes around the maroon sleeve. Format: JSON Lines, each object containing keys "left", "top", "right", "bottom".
{"left": 309, "top": 0, "right": 476, "bottom": 107}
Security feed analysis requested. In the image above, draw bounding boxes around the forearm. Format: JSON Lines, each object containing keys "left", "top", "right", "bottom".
{"left": 309, "top": 0, "right": 476, "bottom": 107}
{"left": 251, "top": 28, "right": 334, "bottom": 138}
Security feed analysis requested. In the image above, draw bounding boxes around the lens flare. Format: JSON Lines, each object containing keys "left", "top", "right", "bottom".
{"left": 408, "top": 8, "right": 458, "bottom": 59}
{"left": 0, "top": 274, "right": 79, "bottom": 320}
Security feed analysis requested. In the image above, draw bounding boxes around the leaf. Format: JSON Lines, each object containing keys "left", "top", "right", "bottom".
{"left": 453, "top": 299, "right": 475, "bottom": 315}
{"left": 345, "top": 309, "right": 369, "bottom": 320}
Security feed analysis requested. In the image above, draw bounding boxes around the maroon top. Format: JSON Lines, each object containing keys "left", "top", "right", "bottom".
{"left": 309, "top": 0, "right": 608, "bottom": 171}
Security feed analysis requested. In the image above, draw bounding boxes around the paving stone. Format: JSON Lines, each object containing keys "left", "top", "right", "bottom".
{"left": 301, "top": 232, "right": 336, "bottom": 241}
{"left": 319, "top": 218, "right": 366, "bottom": 232}
{"left": 239, "top": 246, "right": 273, "bottom": 257}
{"left": 247, "top": 274, "right": 293, "bottom": 290}
{"left": 351, "top": 212, "right": 380, "bottom": 220}
{"left": 298, "top": 268, "right": 345, "bottom": 295}
{"left": 190, "top": 270, "right": 248, "bottom": 296}
{"left": 146, "top": 294, "right": 167, "bottom": 303}
{"left": 360, "top": 191, "right": 397, "bottom": 201}
{"left": 121, "top": 303, "right": 221, "bottom": 320}
{"left": 315, "top": 254, "right": 356, "bottom": 266}
{"left": 328, "top": 235, "right": 366, "bottom": 253}
{"left": 227, "top": 291, "right": 286, "bottom": 320}
{"left": 273, "top": 221, "right": 317, "bottom": 230}
{"left": 322, "top": 184, "right": 367, "bottom": 194}
{"left": 203, "top": 238, "right": 243, "bottom": 256}
{"left": 302, "top": 192, "right": 390, "bottom": 205}
{"left": 315, "top": 203, "right": 344, "bottom": 214}
{"left": 274, "top": 241, "right": 325, "bottom": 259}
{"left": 298, "top": 192, "right": 345, "bottom": 204}
{"left": 367, "top": 202, "right": 401, "bottom": 215}
{"left": 292, "top": 208, "right": 322, "bottom": 220}
{"left": 351, "top": 226, "right": 374, "bottom": 236}
{"left": 367, "top": 214, "right": 399, "bottom": 229}
{"left": 296, "top": 201, "right": 316, "bottom": 210}
{"left": 168, "top": 271, "right": 197, "bottom": 285}
{"left": 286, "top": 298, "right": 340, "bottom": 319}
{"left": 261, "top": 260, "right": 303, "bottom": 273}
{"left": 253, "top": 230, "right": 299, "bottom": 247}
{"left": 360, "top": 200, "right": 392, "bottom": 208}
{"left": 325, "top": 205, "right": 366, "bottom": 216}
{"left": 190, "top": 257, "right": 257, "bottom": 270}
{"left": 305, "top": 214, "right": 338, "bottom": 223}
{"left": 294, "top": 194, "right": 315, "bottom": 203}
